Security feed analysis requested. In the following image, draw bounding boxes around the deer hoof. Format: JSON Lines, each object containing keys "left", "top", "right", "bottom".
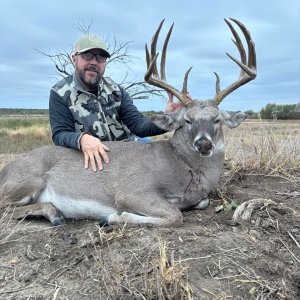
{"left": 194, "top": 198, "right": 210, "bottom": 210}
{"left": 51, "top": 217, "right": 66, "bottom": 226}
{"left": 99, "top": 216, "right": 109, "bottom": 227}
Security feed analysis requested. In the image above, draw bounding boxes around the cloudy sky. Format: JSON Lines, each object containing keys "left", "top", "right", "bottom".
{"left": 0, "top": 0, "right": 299, "bottom": 112}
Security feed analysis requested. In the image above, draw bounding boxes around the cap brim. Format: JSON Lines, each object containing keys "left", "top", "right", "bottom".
{"left": 76, "top": 47, "right": 111, "bottom": 58}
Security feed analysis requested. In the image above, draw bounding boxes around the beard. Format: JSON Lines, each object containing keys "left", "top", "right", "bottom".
{"left": 76, "top": 65, "right": 104, "bottom": 90}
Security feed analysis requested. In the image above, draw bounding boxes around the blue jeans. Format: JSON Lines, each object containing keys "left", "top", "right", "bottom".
{"left": 134, "top": 137, "right": 153, "bottom": 143}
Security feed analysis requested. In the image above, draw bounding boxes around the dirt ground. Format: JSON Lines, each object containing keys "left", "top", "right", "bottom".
{"left": 0, "top": 166, "right": 299, "bottom": 299}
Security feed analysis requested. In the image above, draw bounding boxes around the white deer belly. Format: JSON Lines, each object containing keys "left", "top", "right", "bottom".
{"left": 37, "top": 185, "right": 117, "bottom": 219}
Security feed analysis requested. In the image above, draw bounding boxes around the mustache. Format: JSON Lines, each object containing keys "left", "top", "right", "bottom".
{"left": 84, "top": 66, "right": 100, "bottom": 73}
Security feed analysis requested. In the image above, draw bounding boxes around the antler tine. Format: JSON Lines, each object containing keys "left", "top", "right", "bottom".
{"left": 145, "top": 44, "right": 150, "bottom": 70}
{"left": 213, "top": 18, "right": 257, "bottom": 105}
{"left": 160, "top": 22, "right": 174, "bottom": 81}
{"left": 151, "top": 19, "right": 165, "bottom": 78}
{"left": 230, "top": 18, "right": 256, "bottom": 69}
{"left": 182, "top": 67, "right": 193, "bottom": 102}
{"left": 228, "top": 18, "right": 256, "bottom": 76}
{"left": 144, "top": 20, "right": 193, "bottom": 106}
{"left": 161, "top": 23, "right": 193, "bottom": 104}
{"left": 224, "top": 18, "right": 246, "bottom": 78}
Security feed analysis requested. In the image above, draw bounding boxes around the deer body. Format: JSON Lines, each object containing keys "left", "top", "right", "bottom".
{"left": 0, "top": 101, "right": 237, "bottom": 226}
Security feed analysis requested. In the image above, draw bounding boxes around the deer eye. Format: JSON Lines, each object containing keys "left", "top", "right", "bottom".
{"left": 214, "top": 118, "right": 221, "bottom": 124}
{"left": 184, "top": 118, "right": 192, "bottom": 124}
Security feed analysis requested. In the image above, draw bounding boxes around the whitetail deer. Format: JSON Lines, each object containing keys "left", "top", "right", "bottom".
{"left": 0, "top": 18, "right": 256, "bottom": 226}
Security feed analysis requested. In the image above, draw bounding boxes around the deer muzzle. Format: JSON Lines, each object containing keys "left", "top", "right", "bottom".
{"left": 194, "top": 136, "right": 213, "bottom": 157}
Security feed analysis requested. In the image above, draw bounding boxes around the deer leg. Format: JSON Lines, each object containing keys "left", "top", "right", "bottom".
{"left": 107, "top": 194, "right": 183, "bottom": 227}
{"left": 107, "top": 211, "right": 182, "bottom": 227}
{"left": 1, "top": 177, "right": 46, "bottom": 208}
{"left": 194, "top": 198, "right": 210, "bottom": 210}
{"left": 13, "top": 202, "right": 65, "bottom": 226}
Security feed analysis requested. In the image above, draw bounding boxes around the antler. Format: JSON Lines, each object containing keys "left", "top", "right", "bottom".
{"left": 213, "top": 18, "right": 257, "bottom": 105}
{"left": 144, "top": 19, "right": 193, "bottom": 106}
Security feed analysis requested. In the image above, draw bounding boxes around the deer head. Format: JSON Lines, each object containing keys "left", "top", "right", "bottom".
{"left": 145, "top": 18, "right": 257, "bottom": 157}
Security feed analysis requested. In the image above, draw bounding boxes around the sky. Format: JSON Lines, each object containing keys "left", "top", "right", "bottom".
{"left": 0, "top": 0, "right": 299, "bottom": 112}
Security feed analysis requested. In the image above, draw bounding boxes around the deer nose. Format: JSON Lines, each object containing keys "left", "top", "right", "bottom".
{"left": 194, "top": 136, "right": 213, "bottom": 153}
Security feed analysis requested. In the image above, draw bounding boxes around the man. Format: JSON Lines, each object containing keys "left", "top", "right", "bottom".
{"left": 49, "top": 34, "right": 181, "bottom": 172}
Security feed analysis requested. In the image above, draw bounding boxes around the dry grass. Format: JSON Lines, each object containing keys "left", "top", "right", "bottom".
{"left": 0, "top": 207, "right": 30, "bottom": 245}
{"left": 153, "top": 119, "right": 300, "bottom": 179}
{"left": 0, "top": 117, "right": 52, "bottom": 154}
{"left": 86, "top": 228, "right": 193, "bottom": 299}
{"left": 224, "top": 120, "right": 300, "bottom": 177}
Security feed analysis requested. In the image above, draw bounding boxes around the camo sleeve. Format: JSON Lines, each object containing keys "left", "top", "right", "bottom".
{"left": 118, "top": 87, "right": 166, "bottom": 137}
{"left": 49, "top": 89, "right": 82, "bottom": 149}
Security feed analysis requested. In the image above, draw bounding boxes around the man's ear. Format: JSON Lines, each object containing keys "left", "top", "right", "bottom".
{"left": 71, "top": 54, "right": 76, "bottom": 67}
{"left": 151, "top": 110, "right": 184, "bottom": 131}
{"left": 220, "top": 110, "right": 247, "bottom": 128}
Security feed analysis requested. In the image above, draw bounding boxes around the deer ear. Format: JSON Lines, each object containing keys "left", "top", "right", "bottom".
{"left": 220, "top": 110, "right": 246, "bottom": 128}
{"left": 151, "top": 110, "right": 183, "bottom": 131}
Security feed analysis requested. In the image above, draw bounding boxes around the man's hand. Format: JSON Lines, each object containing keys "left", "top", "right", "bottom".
{"left": 79, "top": 134, "right": 110, "bottom": 172}
{"left": 165, "top": 92, "right": 192, "bottom": 113}
{"left": 165, "top": 93, "right": 182, "bottom": 113}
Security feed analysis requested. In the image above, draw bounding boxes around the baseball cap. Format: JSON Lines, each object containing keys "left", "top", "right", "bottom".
{"left": 74, "top": 35, "right": 111, "bottom": 58}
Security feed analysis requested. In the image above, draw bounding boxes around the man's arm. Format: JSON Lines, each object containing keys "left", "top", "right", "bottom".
{"left": 118, "top": 87, "right": 166, "bottom": 137}
{"left": 49, "top": 89, "right": 82, "bottom": 149}
{"left": 49, "top": 89, "right": 109, "bottom": 171}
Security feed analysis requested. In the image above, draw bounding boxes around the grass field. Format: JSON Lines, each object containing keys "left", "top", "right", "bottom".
{"left": 0, "top": 117, "right": 52, "bottom": 154}
{"left": 224, "top": 119, "right": 300, "bottom": 175}
{"left": 0, "top": 117, "right": 299, "bottom": 177}
{"left": 155, "top": 119, "right": 300, "bottom": 177}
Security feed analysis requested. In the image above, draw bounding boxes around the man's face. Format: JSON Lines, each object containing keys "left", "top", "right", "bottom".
{"left": 72, "top": 49, "right": 107, "bottom": 91}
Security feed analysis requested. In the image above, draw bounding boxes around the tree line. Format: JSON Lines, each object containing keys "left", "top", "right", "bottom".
{"left": 1, "top": 104, "right": 299, "bottom": 119}
{"left": 0, "top": 108, "right": 49, "bottom": 116}
{"left": 245, "top": 103, "right": 300, "bottom": 120}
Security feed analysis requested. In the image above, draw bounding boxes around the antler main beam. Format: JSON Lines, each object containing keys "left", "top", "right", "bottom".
{"left": 144, "top": 19, "right": 193, "bottom": 106}
{"left": 213, "top": 18, "right": 257, "bottom": 105}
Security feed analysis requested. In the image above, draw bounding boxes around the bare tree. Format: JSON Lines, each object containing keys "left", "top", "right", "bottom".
{"left": 36, "top": 20, "right": 165, "bottom": 100}
{"left": 118, "top": 73, "right": 165, "bottom": 100}
{"left": 35, "top": 49, "right": 73, "bottom": 79}
{"left": 72, "top": 19, "right": 93, "bottom": 35}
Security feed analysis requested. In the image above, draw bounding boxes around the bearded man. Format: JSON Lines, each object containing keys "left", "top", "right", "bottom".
{"left": 49, "top": 35, "right": 180, "bottom": 171}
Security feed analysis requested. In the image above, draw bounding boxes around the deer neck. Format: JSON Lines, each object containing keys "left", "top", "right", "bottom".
{"left": 169, "top": 131, "right": 201, "bottom": 170}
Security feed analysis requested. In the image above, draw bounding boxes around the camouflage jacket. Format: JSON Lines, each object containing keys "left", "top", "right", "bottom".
{"left": 49, "top": 74, "right": 164, "bottom": 149}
